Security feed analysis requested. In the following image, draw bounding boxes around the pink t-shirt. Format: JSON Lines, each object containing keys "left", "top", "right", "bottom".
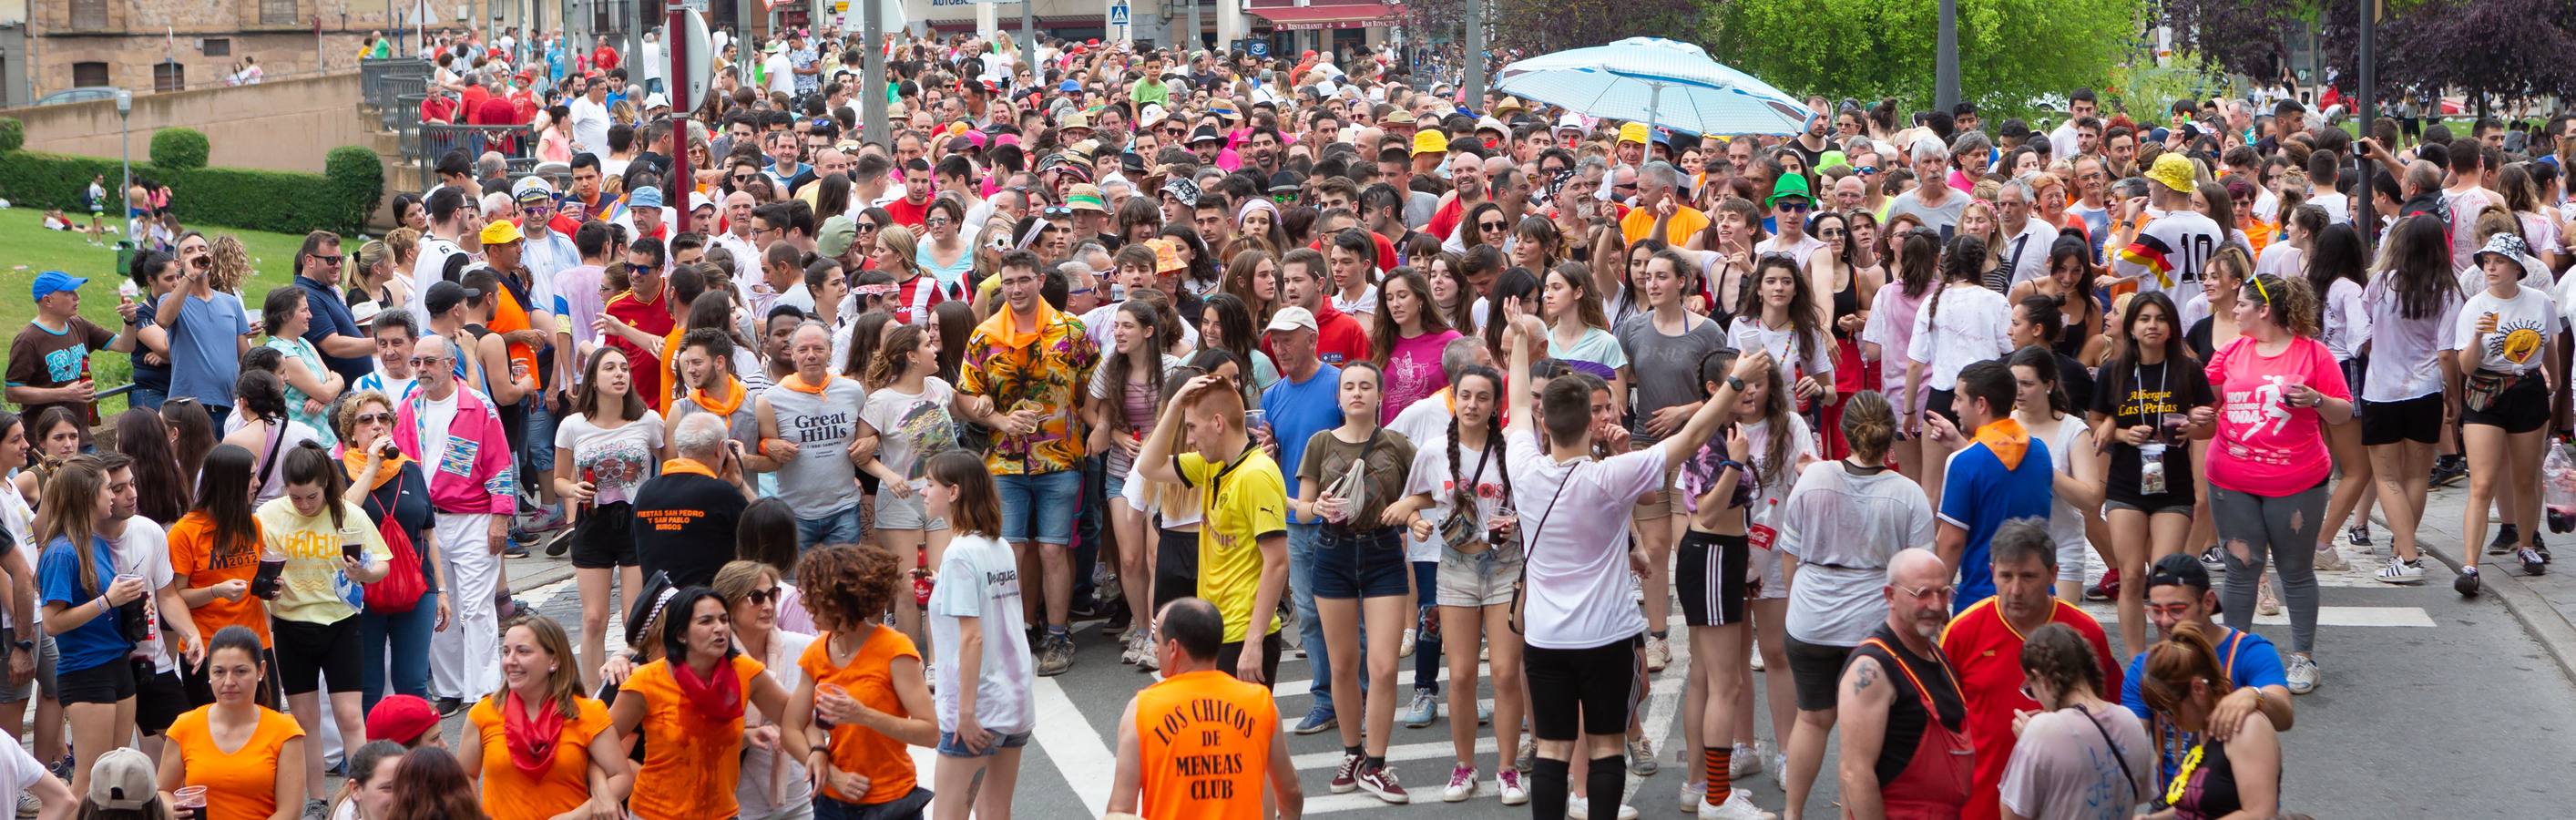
{"left": 1381, "top": 330, "right": 1462, "bottom": 424}
{"left": 2203, "top": 335, "right": 2351, "bottom": 496}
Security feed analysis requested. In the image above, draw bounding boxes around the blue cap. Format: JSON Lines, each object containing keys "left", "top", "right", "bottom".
{"left": 629, "top": 187, "right": 663, "bottom": 209}
{"left": 1059, "top": 79, "right": 1080, "bottom": 93}
{"left": 31, "top": 271, "right": 84, "bottom": 302}
{"left": 2148, "top": 127, "right": 2171, "bottom": 144}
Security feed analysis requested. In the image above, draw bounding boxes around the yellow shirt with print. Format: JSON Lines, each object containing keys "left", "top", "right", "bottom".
{"left": 252, "top": 497, "right": 393, "bottom": 626}
{"left": 1179, "top": 448, "right": 1287, "bottom": 643}
{"left": 1620, "top": 201, "right": 1711, "bottom": 247}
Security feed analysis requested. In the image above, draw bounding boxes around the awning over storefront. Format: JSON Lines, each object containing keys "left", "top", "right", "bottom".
{"left": 1248, "top": 3, "right": 1397, "bottom": 31}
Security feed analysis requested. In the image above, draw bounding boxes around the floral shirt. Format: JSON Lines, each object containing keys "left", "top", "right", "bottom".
{"left": 959, "top": 302, "right": 1099, "bottom": 475}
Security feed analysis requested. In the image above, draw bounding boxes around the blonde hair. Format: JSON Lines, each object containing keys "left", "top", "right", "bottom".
{"left": 349, "top": 240, "right": 393, "bottom": 296}
{"left": 208, "top": 234, "right": 254, "bottom": 294}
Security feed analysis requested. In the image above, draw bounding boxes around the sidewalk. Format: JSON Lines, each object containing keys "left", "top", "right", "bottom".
{"left": 2387, "top": 480, "right": 2576, "bottom": 684}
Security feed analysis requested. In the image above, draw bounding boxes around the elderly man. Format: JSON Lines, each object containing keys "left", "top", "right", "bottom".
{"left": 394, "top": 334, "right": 516, "bottom": 716}
{"left": 1886, "top": 137, "right": 1968, "bottom": 239}
{"left": 1620, "top": 160, "right": 1709, "bottom": 247}
{"left": 1836, "top": 548, "right": 1970, "bottom": 820}
{"left": 632, "top": 412, "right": 755, "bottom": 588}
{"left": 751, "top": 322, "right": 869, "bottom": 548}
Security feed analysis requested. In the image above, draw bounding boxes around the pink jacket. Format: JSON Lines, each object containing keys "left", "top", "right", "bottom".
{"left": 394, "top": 385, "right": 518, "bottom": 517}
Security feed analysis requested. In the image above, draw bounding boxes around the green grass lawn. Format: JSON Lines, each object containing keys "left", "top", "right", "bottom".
{"left": 1, "top": 210, "right": 307, "bottom": 415}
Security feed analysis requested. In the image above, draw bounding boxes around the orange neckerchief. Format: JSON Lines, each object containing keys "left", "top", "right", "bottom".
{"left": 972, "top": 299, "right": 1064, "bottom": 351}
{"left": 660, "top": 458, "right": 718, "bottom": 479}
{"left": 341, "top": 447, "right": 412, "bottom": 492}
{"left": 687, "top": 375, "right": 747, "bottom": 416}
{"left": 774, "top": 371, "right": 837, "bottom": 395}
{"left": 1973, "top": 416, "right": 2031, "bottom": 470}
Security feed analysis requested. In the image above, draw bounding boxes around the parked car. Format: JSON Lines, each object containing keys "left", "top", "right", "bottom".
{"left": 33, "top": 87, "right": 119, "bottom": 107}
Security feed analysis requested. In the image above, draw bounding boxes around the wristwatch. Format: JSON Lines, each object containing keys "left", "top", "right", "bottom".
{"left": 1726, "top": 375, "right": 1747, "bottom": 394}
{"left": 11, "top": 641, "right": 30, "bottom": 652}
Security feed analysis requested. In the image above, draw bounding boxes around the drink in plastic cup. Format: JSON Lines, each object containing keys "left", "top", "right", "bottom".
{"left": 173, "top": 785, "right": 208, "bottom": 820}
{"left": 815, "top": 682, "right": 848, "bottom": 729}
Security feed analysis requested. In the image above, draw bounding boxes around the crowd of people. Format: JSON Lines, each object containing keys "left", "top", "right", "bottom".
{"left": 9, "top": 19, "right": 2576, "bottom": 820}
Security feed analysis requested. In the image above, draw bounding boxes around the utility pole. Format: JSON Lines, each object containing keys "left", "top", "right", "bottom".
{"left": 1461, "top": 0, "right": 1483, "bottom": 103}
{"left": 864, "top": 0, "right": 885, "bottom": 143}
{"left": 1019, "top": 0, "right": 1035, "bottom": 68}
{"left": 2357, "top": 0, "right": 2374, "bottom": 149}
{"left": 1185, "top": 0, "right": 1199, "bottom": 50}
{"left": 1934, "top": 0, "right": 1958, "bottom": 113}
{"left": 667, "top": 0, "right": 690, "bottom": 234}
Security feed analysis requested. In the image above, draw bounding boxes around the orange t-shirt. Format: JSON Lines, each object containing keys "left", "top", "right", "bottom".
{"left": 798, "top": 627, "right": 921, "bottom": 805}
{"left": 470, "top": 695, "right": 614, "bottom": 820}
{"left": 490, "top": 288, "right": 545, "bottom": 393}
{"left": 618, "top": 655, "right": 763, "bottom": 820}
{"left": 1133, "top": 670, "right": 1280, "bottom": 820}
{"left": 167, "top": 705, "right": 304, "bottom": 820}
{"left": 164, "top": 511, "right": 271, "bottom": 647}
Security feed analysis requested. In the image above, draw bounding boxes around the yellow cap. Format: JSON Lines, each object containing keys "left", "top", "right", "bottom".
{"left": 478, "top": 220, "right": 524, "bottom": 246}
{"left": 1619, "top": 122, "right": 1650, "bottom": 145}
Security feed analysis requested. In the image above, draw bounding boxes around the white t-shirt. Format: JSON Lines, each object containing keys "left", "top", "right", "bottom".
{"left": 763, "top": 53, "right": 795, "bottom": 97}
{"left": 858, "top": 378, "right": 959, "bottom": 487}
{"left": 407, "top": 235, "right": 465, "bottom": 322}
{"left": 1507, "top": 428, "right": 1660, "bottom": 651}
{"left": 416, "top": 391, "right": 461, "bottom": 477}
{"left": 567, "top": 97, "right": 612, "bottom": 156}
{"left": 2454, "top": 284, "right": 2557, "bottom": 375}
{"left": 1753, "top": 233, "right": 1826, "bottom": 270}
{"left": 111, "top": 518, "right": 177, "bottom": 673}
{"left": 1778, "top": 460, "right": 1933, "bottom": 646}
{"left": 1333, "top": 284, "right": 1381, "bottom": 318}
{"left": 552, "top": 411, "right": 667, "bottom": 506}
{"left": 0, "top": 738, "right": 45, "bottom": 819}
{"left": 1730, "top": 316, "right": 1835, "bottom": 390}
{"left": 2112, "top": 210, "right": 2224, "bottom": 293}
{"left": 1998, "top": 704, "right": 2155, "bottom": 820}
{"left": 927, "top": 533, "right": 1035, "bottom": 734}
{"left": 1905, "top": 284, "right": 2015, "bottom": 392}
{"left": 2308, "top": 191, "right": 2351, "bottom": 224}
{"left": 2319, "top": 277, "right": 2369, "bottom": 362}
{"left": 1403, "top": 420, "right": 1512, "bottom": 564}
{"left": 1998, "top": 219, "right": 2059, "bottom": 290}
{"left": 2358, "top": 270, "right": 2463, "bottom": 402}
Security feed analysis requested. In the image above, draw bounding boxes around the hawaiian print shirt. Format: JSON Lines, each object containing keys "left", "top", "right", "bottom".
{"left": 959, "top": 301, "right": 1099, "bottom": 475}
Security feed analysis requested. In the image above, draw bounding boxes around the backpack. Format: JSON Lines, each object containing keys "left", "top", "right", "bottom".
{"left": 360, "top": 481, "right": 429, "bottom": 614}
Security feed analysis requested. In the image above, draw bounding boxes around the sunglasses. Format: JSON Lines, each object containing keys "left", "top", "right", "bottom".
{"left": 745, "top": 586, "right": 782, "bottom": 605}
{"left": 1775, "top": 201, "right": 1813, "bottom": 213}
{"left": 310, "top": 254, "right": 343, "bottom": 265}
{"left": 1855, "top": 166, "right": 1879, "bottom": 176}
{"left": 855, "top": 221, "right": 880, "bottom": 232}
{"left": 1042, "top": 206, "right": 1074, "bottom": 218}
{"left": 353, "top": 412, "right": 393, "bottom": 425}
{"left": 1477, "top": 220, "right": 1508, "bottom": 231}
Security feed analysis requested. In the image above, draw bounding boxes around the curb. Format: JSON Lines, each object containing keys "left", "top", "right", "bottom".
{"left": 2405, "top": 518, "right": 2576, "bottom": 687}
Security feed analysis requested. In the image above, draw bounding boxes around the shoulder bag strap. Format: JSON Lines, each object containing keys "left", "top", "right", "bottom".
{"left": 1507, "top": 463, "right": 1577, "bottom": 636}
{"left": 251, "top": 419, "right": 289, "bottom": 491}
{"left": 2074, "top": 705, "right": 2144, "bottom": 805}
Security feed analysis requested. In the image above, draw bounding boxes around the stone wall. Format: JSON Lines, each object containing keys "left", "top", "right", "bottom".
{"left": 3, "top": 71, "right": 370, "bottom": 174}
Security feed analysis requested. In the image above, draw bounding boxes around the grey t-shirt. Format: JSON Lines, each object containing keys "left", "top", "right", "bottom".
{"left": 1887, "top": 190, "right": 1970, "bottom": 241}
{"left": 760, "top": 374, "right": 870, "bottom": 518}
{"left": 1616, "top": 312, "right": 1730, "bottom": 445}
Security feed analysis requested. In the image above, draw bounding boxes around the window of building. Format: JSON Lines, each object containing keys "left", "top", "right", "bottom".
{"left": 154, "top": 61, "right": 186, "bottom": 92}
{"left": 202, "top": 38, "right": 231, "bottom": 56}
{"left": 70, "top": 0, "right": 108, "bottom": 30}
{"left": 72, "top": 62, "right": 109, "bottom": 87}
{"left": 260, "top": 0, "right": 297, "bottom": 26}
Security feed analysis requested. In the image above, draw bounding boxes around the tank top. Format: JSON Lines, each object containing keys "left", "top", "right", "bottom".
{"left": 1830, "top": 266, "right": 1861, "bottom": 339}
{"left": 2166, "top": 738, "right": 2248, "bottom": 820}
{"left": 1133, "top": 670, "right": 1280, "bottom": 820}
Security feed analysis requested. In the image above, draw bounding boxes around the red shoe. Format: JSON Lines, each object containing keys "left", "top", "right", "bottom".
{"left": 2083, "top": 569, "right": 2121, "bottom": 602}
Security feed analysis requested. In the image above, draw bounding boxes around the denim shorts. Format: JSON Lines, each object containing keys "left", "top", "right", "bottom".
{"left": 997, "top": 469, "right": 1083, "bottom": 545}
{"left": 1436, "top": 543, "right": 1523, "bottom": 608}
{"left": 796, "top": 505, "right": 864, "bottom": 549}
{"left": 935, "top": 727, "right": 1034, "bottom": 758}
{"left": 519, "top": 398, "right": 557, "bottom": 475}
{"left": 1311, "top": 526, "right": 1410, "bottom": 600}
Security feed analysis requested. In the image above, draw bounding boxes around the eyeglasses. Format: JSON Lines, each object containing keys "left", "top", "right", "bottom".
{"left": 924, "top": 216, "right": 952, "bottom": 227}
{"left": 1894, "top": 583, "right": 1957, "bottom": 600}
{"left": 745, "top": 586, "right": 782, "bottom": 605}
{"left": 408, "top": 355, "right": 448, "bottom": 367}
{"left": 1042, "top": 206, "right": 1074, "bottom": 218}
{"left": 310, "top": 254, "right": 343, "bottom": 265}
{"left": 2145, "top": 602, "right": 2196, "bottom": 618}
{"left": 353, "top": 412, "right": 393, "bottom": 425}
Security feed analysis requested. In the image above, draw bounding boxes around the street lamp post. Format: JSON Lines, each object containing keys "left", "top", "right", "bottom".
{"left": 1934, "top": 0, "right": 1958, "bottom": 113}
{"left": 116, "top": 88, "right": 132, "bottom": 242}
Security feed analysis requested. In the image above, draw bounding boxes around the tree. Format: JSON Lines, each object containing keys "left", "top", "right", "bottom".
{"left": 2315, "top": 0, "right": 2576, "bottom": 112}
{"left": 1706, "top": 0, "right": 2145, "bottom": 118}
{"left": 1490, "top": 0, "right": 1707, "bottom": 56}
{"left": 2156, "top": 0, "right": 2306, "bottom": 81}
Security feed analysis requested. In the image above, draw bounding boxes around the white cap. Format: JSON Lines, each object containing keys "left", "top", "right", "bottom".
{"left": 1264, "top": 305, "right": 1319, "bottom": 333}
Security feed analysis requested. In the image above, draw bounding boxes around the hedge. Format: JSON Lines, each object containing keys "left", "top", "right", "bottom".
{"left": 0, "top": 148, "right": 383, "bottom": 235}
{"left": 148, "top": 128, "right": 210, "bottom": 170}
{"left": 0, "top": 118, "right": 21, "bottom": 154}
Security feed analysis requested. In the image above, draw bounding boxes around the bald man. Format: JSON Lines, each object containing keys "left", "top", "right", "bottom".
{"left": 1835, "top": 548, "right": 1968, "bottom": 820}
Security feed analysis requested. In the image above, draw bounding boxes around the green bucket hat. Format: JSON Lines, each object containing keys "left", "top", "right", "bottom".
{"left": 1765, "top": 171, "right": 1814, "bottom": 208}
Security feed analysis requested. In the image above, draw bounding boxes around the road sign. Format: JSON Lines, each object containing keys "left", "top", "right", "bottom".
{"left": 1248, "top": 40, "right": 1268, "bottom": 57}
{"left": 1109, "top": 1, "right": 1129, "bottom": 25}
{"left": 679, "top": 8, "right": 710, "bottom": 110}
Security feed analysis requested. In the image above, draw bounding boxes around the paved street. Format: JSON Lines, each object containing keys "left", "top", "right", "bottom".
{"left": 456, "top": 471, "right": 2576, "bottom": 818}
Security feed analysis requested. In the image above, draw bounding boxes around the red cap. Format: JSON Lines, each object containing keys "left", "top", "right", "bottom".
{"left": 366, "top": 695, "right": 440, "bottom": 745}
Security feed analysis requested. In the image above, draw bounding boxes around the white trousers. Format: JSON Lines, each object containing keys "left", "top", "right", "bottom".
{"left": 427, "top": 512, "right": 502, "bottom": 701}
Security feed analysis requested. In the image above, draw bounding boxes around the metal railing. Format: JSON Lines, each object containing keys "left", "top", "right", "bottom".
{"left": 376, "top": 72, "right": 430, "bottom": 131}
{"left": 414, "top": 123, "right": 537, "bottom": 190}
{"left": 360, "top": 58, "right": 430, "bottom": 108}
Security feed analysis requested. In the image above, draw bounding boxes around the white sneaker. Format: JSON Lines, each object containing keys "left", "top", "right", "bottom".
{"left": 1567, "top": 797, "right": 1641, "bottom": 820}
{"left": 1698, "top": 789, "right": 1778, "bottom": 820}
{"left": 2284, "top": 652, "right": 2319, "bottom": 694}
{"left": 2256, "top": 577, "right": 2282, "bottom": 616}
{"left": 1498, "top": 768, "right": 1528, "bottom": 805}
{"left": 2313, "top": 542, "right": 2351, "bottom": 572}
{"left": 1645, "top": 635, "right": 1671, "bottom": 672}
{"left": 1729, "top": 743, "right": 1763, "bottom": 780}
{"left": 1748, "top": 639, "right": 1763, "bottom": 671}
{"left": 1119, "top": 631, "right": 1140, "bottom": 665}
{"left": 1401, "top": 628, "right": 1416, "bottom": 658}
{"left": 2376, "top": 559, "right": 2427, "bottom": 585}
{"left": 1442, "top": 764, "right": 1477, "bottom": 803}
{"left": 1679, "top": 778, "right": 1706, "bottom": 813}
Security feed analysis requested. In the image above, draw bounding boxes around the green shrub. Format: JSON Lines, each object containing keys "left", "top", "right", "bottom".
{"left": 323, "top": 146, "right": 386, "bottom": 234}
{"left": 0, "top": 149, "right": 377, "bottom": 235}
{"left": 0, "top": 118, "right": 22, "bottom": 153}
{"left": 148, "top": 128, "right": 210, "bottom": 170}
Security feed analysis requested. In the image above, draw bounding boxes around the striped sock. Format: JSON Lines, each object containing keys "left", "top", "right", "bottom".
{"left": 1702, "top": 745, "right": 1733, "bottom": 806}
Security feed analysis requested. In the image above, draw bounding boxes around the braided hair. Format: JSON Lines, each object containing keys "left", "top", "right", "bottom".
{"left": 1444, "top": 366, "right": 1512, "bottom": 533}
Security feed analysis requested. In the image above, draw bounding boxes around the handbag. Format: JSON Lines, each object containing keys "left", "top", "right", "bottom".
{"left": 360, "top": 480, "right": 429, "bottom": 615}
{"left": 1438, "top": 435, "right": 1516, "bottom": 555}
{"left": 1507, "top": 464, "right": 1576, "bottom": 636}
